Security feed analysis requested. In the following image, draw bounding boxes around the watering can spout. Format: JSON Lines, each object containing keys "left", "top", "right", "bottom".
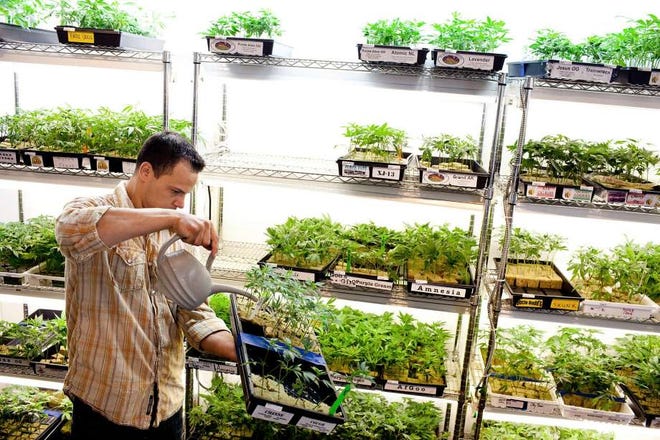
{"left": 156, "top": 235, "right": 253, "bottom": 310}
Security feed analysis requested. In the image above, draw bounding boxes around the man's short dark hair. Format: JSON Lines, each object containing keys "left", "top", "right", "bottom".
{"left": 136, "top": 131, "right": 205, "bottom": 177}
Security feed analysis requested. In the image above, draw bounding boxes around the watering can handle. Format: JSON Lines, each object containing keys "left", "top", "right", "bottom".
{"left": 158, "top": 234, "right": 216, "bottom": 271}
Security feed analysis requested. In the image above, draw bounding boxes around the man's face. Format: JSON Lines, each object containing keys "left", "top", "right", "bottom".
{"left": 142, "top": 160, "right": 198, "bottom": 209}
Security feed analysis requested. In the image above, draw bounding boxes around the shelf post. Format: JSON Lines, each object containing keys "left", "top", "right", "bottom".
{"left": 162, "top": 51, "right": 171, "bottom": 131}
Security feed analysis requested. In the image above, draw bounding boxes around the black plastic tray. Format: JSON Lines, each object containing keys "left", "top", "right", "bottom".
{"left": 0, "top": 23, "right": 59, "bottom": 44}
{"left": 406, "top": 266, "right": 475, "bottom": 299}
{"left": 499, "top": 259, "right": 584, "bottom": 311}
{"left": 520, "top": 177, "right": 594, "bottom": 202}
{"left": 508, "top": 60, "right": 619, "bottom": 83}
{"left": 21, "top": 149, "right": 92, "bottom": 169}
{"left": 229, "top": 295, "right": 345, "bottom": 433}
{"left": 55, "top": 26, "right": 164, "bottom": 51}
{"left": 418, "top": 157, "right": 489, "bottom": 189}
{"left": 585, "top": 176, "right": 660, "bottom": 207}
{"left": 257, "top": 252, "right": 337, "bottom": 283}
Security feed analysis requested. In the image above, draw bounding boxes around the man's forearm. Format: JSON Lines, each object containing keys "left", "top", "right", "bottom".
{"left": 97, "top": 208, "right": 180, "bottom": 248}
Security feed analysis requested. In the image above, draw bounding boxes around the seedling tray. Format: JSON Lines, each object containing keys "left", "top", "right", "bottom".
{"left": 581, "top": 294, "right": 659, "bottom": 321}
{"left": 0, "top": 309, "right": 62, "bottom": 367}
{"left": 508, "top": 60, "right": 618, "bottom": 84}
{"left": 0, "top": 408, "right": 63, "bottom": 440}
{"left": 618, "top": 67, "right": 660, "bottom": 87}
{"left": 0, "top": 266, "right": 26, "bottom": 285}
{"left": 557, "top": 387, "right": 635, "bottom": 424}
{"left": 585, "top": 176, "right": 660, "bottom": 208}
{"left": 24, "top": 263, "right": 64, "bottom": 288}
{"left": 0, "top": 22, "right": 59, "bottom": 44}
{"left": 206, "top": 37, "right": 292, "bottom": 57}
{"left": 257, "top": 252, "right": 337, "bottom": 282}
{"left": 382, "top": 376, "right": 446, "bottom": 397}
{"left": 185, "top": 347, "right": 238, "bottom": 375}
{"left": 520, "top": 177, "right": 594, "bottom": 202}
{"left": 406, "top": 266, "right": 475, "bottom": 299}
{"left": 499, "top": 259, "right": 584, "bottom": 312}
{"left": 55, "top": 26, "right": 164, "bottom": 51}
{"left": 32, "top": 358, "right": 67, "bottom": 380}
{"left": 337, "top": 150, "right": 412, "bottom": 181}
{"left": 229, "top": 296, "right": 345, "bottom": 434}
{"left": 21, "top": 150, "right": 92, "bottom": 170}
{"left": 431, "top": 49, "right": 507, "bottom": 72}
{"left": 418, "top": 157, "right": 489, "bottom": 189}
{"left": 357, "top": 44, "right": 428, "bottom": 65}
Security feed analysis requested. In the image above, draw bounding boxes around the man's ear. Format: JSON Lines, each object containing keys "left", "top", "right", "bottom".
{"left": 137, "top": 162, "right": 154, "bottom": 181}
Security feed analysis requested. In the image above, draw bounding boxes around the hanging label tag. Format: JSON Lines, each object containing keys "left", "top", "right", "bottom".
{"left": 359, "top": 46, "right": 419, "bottom": 64}
{"left": 67, "top": 31, "right": 95, "bottom": 44}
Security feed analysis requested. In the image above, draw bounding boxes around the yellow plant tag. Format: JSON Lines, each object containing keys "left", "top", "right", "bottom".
{"left": 550, "top": 298, "right": 580, "bottom": 311}
{"left": 68, "top": 31, "right": 94, "bottom": 44}
{"left": 515, "top": 298, "right": 543, "bottom": 308}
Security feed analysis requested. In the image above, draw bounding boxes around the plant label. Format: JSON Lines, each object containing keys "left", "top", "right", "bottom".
{"left": 490, "top": 395, "right": 562, "bottom": 416}
{"left": 525, "top": 183, "right": 556, "bottom": 199}
{"left": 270, "top": 266, "right": 316, "bottom": 282}
{"left": 548, "top": 62, "right": 615, "bottom": 83}
{"left": 384, "top": 380, "right": 437, "bottom": 396}
{"left": 0, "top": 150, "right": 19, "bottom": 164}
{"left": 210, "top": 38, "right": 265, "bottom": 56}
{"left": 359, "top": 46, "right": 419, "bottom": 65}
{"left": 549, "top": 298, "right": 580, "bottom": 311}
{"left": 435, "top": 52, "right": 495, "bottom": 71}
{"left": 340, "top": 162, "right": 369, "bottom": 178}
{"left": 423, "top": 171, "right": 479, "bottom": 187}
{"left": 251, "top": 404, "right": 294, "bottom": 425}
{"left": 514, "top": 298, "right": 544, "bottom": 308}
{"left": 122, "top": 161, "right": 136, "bottom": 175}
{"left": 582, "top": 299, "right": 656, "bottom": 321}
{"left": 411, "top": 282, "right": 468, "bottom": 298}
{"left": 66, "top": 30, "right": 94, "bottom": 44}
{"left": 53, "top": 156, "right": 79, "bottom": 169}
{"left": 95, "top": 158, "right": 110, "bottom": 173}
{"left": 0, "top": 355, "right": 30, "bottom": 366}
{"left": 650, "top": 71, "right": 660, "bottom": 86}
{"left": 296, "top": 416, "right": 337, "bottom": 434}
{"left": 371, "top": 165, "right": 401, "bottom": 181}
{"left": 330, "top": 371, "right": 374, "bottom": 387}
{"left": 25, "top": 152, "right": 44, "bottom": 167}
{"left": 562, "top": 187, "right": 593, "bottom": 202}
{"left": 330, "top": 273, "right": 393, "bottom": 291}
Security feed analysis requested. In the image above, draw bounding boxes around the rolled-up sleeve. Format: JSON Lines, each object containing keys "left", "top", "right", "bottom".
{"left": 177, "top": 303, "right": 230, "bottom": 350}
{"left": 55, "top": 198, "right": 112, "bottom": 261}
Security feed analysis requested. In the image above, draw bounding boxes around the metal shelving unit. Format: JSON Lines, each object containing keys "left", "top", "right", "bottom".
{"left": 191, "top": 52, "right": 509, "bottom": 440}
{"left": 475, "top": 76, "right": 660, "bottom": 439}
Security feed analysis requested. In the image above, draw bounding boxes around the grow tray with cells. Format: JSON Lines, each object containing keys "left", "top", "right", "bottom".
{"left": 229, "top": 295, "right": 346, "bottom": 434}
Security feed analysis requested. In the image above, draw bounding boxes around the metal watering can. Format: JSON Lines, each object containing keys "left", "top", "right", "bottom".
{"left": 157, "top": 234, "right": 254, "bottom": 309}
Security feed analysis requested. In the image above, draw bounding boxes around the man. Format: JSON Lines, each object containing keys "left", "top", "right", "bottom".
{"left": 55, "top": 131, "right": 237, "bottom": 440}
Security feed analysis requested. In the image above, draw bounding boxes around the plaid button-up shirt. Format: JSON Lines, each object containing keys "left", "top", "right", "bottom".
{"left": 55, "top": 181, "right": 228, "bottom": 429}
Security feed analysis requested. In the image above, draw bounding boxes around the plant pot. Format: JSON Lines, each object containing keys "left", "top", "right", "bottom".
{"left": 620, "top": 382, "right": 660, "bottom": 427}
{"left": 406, "top": 265, "right": 475, "bottom": 299}
{"left": 205, "top": 36, "right": 292, "bottom": 57}
{"left": 257, "top": 252, "right": 338, "bottom": 282}
{"left": 337, "top": 150, "right": 412, "bottom": 181}
{"left": 431, "top": 49, "right": 507, "bottom": 72}
{"left": 55, "top": 26, "right": 164, "bottom": 51}
{"left": 508, "top": 60, "right": 619, "bottom": 84}
{"left": 520, "top": 175, "right": 594, "bottom": 202}
{"left": 418, "top": 157, "right": 489, "bottom": 189}
{"left": 357, "top": 44, "right": 428, "bottom": 65}
{"left": 585, "top": 175, "right": 660, "bottom": 208}
{"left": 0, "top": 22, "right": 59, "bottom": 44}
{"left": 229, "top": 295, "right": 345, "bottom": 433}
{"left": 21, "top": 149, "right": 92, "bottom": 170}
{"left": 498, "top": 259, "right": 584, "bottom": 311}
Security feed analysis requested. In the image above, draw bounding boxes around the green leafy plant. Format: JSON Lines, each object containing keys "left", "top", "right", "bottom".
{"left": 265, "top": 215, "right": 343, "bottom": 270}
{"left": 420, "top": 133, "right": 479, "bottom": 170}
{"left": 569, "top": 240, "right": 660, "bottom": 303}
{"left": 0, "top": 215, "right": 63, "bottom": 273}
{"left": 203, "top": 9, "right": 282, "bottom": 38}
{"left": 342, "top": 122, "right": 408, "bottom": 163}
{"left": 481, "top": 421, "right": 614, "bottom": 440}
{"left": 208, "top": 292, "right": 231, "bottom": 329}
{"left": 0, "top": 106, "right": 192, "bottom": 158}
{"left": 527, "top": 29, "right": 583, "bottom": 60}
{"left": 0, "top": 0, "right": 55, "bottom": 29}
{"left": 611, "top": 334, "right": 660, "bottom": 415}
{"left": 361, "top": 18, "right": 425, "bottom": 46}
{"left": 544, "top": 327, "right": 622, "bottom": 412}
{"left": 390, "top": 222, "right": 477, "bottom": 284}
{"left": 55, "top": 0, "right": 162, "bottom": 36}
{"left": 428, "top": 12, "right": 510, "bottom": 52}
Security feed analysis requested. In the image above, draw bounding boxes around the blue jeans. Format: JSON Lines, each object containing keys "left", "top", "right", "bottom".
{"left": 71, "top": 396, "right": 183, "bottom": 440}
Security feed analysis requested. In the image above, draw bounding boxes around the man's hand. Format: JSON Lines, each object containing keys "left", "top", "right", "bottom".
{"left": 200, "top": 330, "right": 238, "bottom": 362}
{"left": 173, "top": 213, "right": 219, "bottom": 256}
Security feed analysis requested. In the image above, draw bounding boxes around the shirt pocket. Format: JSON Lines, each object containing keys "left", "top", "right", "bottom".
{"left": 110, "top": 243, "right": 147, "bottom": 293}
